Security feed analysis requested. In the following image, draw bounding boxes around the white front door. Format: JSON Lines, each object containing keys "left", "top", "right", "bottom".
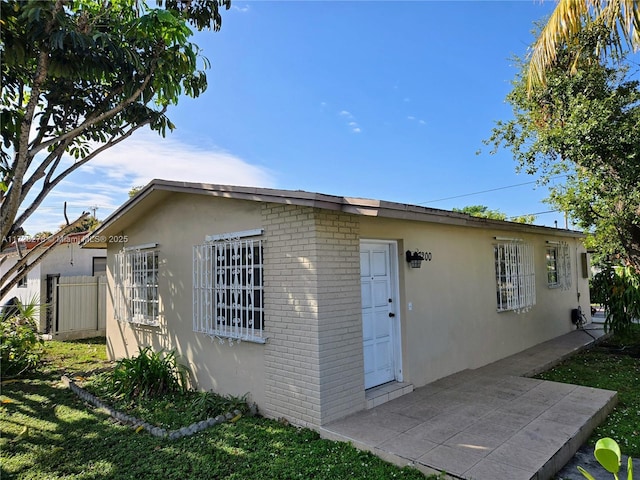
{"left": 361, "top": 242, "right": 397, "bottom": 389}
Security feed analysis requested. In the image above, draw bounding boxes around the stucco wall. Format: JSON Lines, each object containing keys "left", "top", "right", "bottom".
{"left": 105, "top": 193, "right": 267, "bottom": 407}
{"left": 103, "top": 190, "right": 590, "bottom": 427}
{"left": 360, "top": 216, "right": 590, "bottom": 388}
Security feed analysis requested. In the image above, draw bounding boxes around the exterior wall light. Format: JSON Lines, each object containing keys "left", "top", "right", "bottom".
{"left": 406, "top": 250, "right": 425, "bottom": 268}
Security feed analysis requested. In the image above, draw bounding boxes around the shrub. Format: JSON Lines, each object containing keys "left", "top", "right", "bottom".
{"left": 190, "top": 391, "right": 250, "bottom": 420}
{"left": 0, "top": 297, "right": 44, "bottom": 378}
{"left": 591, "top": 265, "right": 640, "bottom": 338}
{"left": 111, "top": 346, "right": 189, "bottom": 400}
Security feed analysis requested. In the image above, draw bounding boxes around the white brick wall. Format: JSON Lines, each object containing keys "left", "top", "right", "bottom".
{"left": 314, "top": 211, "right": 364, "bottom": 424}
{"left": 262, "top": 204, "right": 364, "bottom": 426}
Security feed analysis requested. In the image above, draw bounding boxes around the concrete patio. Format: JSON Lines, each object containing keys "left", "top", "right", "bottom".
{"left": 320, "top": 325, "right": 617, "bottom": 480}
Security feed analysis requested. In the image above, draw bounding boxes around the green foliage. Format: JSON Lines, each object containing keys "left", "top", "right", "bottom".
{"left": 110, "top": 346, "right": 188, "bottom": 400}
{"left": 486, "top": 22, "right": 640, "bottom": 269}
{"left": 0, "top": 297, "right": 44, "bottom": 377}
{"left": 591, "top": 265, "right": 640, "bottom": 337}
{"left": 578, "top": 437, "right": 634, "bottom": 480}
{"left": 0, "top": 0, "right": 230, "bottom": 250}
{"left": 128, "top": 185, "right": 144, "bottom": 198}
{"left": 40, "top": 336, "right": 110, "bottom": 375}
{"left": 61, "top": 215, "right": 100, "bottom": 234}
{"left": 0, "top": 337, "right": 435, "bottom": 480}
{"left": 452, "top": 204, "right": 536, "bottom": 224}
{"left": 84, "top": 373, "right": 250, "bottom": 429}
{"left": 190, "top": 390, "right": 250, "bottom": 420}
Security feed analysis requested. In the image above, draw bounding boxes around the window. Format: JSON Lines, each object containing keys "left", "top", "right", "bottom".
{"left": 17, "top": 272, "right": 27, "bottom": 288}
{"left": 114, "top": 245, "right": 159, "bottom": 326}
{"left": 93, "top": 257, "right": 107, "bottom": 276}
{"left": 546, "top": 242, "right": 571, "bottom": 289}
{"left": 193, "top": 230, "right": 264, "bottom": 343}
{"left": 494, "top": 241, "right": 536, "bottom": 312}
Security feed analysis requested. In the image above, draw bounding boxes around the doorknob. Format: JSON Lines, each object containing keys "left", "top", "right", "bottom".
{"left": 388, "top": 312, "right": 396, "bottom": 318}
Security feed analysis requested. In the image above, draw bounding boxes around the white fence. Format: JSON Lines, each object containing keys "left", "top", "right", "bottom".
{"left": 48, "top": 275, "right": 106, "bottom": 339}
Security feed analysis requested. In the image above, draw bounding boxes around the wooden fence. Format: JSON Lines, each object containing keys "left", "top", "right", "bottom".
{"left": 47, "top": 275, "right": 106, "bottom": 340}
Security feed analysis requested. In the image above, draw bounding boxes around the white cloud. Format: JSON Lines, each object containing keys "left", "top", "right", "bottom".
{"left": 19, "top": 130, "right": 276, "bottom": 234}
{"left": 338, "top": 110, "right": 361, "bottom": 133}
{"left": 407, "top": 115, "right": 426, "bottom": 125}
{"left": 89, "top": 130, "right": 274, "bottom": 187}
{"left": 232, "top": 4, "right": 250, "bottom": 13}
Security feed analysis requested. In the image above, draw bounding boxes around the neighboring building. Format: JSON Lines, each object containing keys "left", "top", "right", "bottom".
{"left": 1, "top": 231, "right": 106, "bottom": 335}
{"left": 84, "top": 180, "right": 592, "bottom": 427}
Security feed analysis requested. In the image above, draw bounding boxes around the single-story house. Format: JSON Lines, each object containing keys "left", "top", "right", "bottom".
{"left": 1, "top": 231, "right": 106, "bottom": 336}
{"left": 83, "top": 180, "right": 592, "bottom": 427}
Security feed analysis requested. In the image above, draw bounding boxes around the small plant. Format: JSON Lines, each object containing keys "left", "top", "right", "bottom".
{"left": 578, "top": 437, "right": 635, "bottom": 480}
{"left": 190, "top": 391, "right": 250, "bottom": 420}
{"left": 111, "top": 346, "right": 189, "bottom": 400}
{"left": 0, "top": 296, "right": 44, "bottom": 377}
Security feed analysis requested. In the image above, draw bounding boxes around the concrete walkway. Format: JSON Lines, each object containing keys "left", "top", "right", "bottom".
{"left": 320, "top": 326, "right": 617, "bottom": 480}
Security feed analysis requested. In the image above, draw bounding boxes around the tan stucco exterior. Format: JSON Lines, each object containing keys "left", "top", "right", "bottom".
{"left": 104, "top": 193, "right": 267, "bottom": 407}
{"left": 92, "top": 180, "right": 591, "bottom": 428}
{"left": 359, "top": 216, "right": 589, "bottom": 388}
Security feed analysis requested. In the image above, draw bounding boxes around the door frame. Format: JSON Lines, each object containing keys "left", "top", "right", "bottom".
{"left": 360, "top": 239, "right": 403, "bottom": 385}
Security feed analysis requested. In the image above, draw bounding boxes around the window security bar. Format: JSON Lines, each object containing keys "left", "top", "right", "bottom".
{"left": 193, "top": 237, "right": 265, "bottom": 344}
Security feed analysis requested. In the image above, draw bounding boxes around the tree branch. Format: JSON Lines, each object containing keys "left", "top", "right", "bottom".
{"left": 0, "top": 0, "right": 65, "bottom": 241}
{"left": 28, "top": 66, "right": 157, "bottom": 158}
{"left": 16, "top": 140, "right": 71, "bottom": 210}
{"left": 10, "top": 117, "right": 157, "bottom": 233}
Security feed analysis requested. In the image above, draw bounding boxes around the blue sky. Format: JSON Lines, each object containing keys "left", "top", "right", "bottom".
{"left": 25, "top": 0, "right": 576, "bottom": 235}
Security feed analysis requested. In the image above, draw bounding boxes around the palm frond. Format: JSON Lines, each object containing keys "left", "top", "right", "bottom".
{"left": 527, "top": 0, "right": 640, "bottom": 93}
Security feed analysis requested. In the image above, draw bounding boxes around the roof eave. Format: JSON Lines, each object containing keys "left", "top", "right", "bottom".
{"left": 81, "top": 179, "right": 585, "bottom": 248}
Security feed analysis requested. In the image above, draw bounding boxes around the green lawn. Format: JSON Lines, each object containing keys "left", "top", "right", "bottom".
{"left": 535, "top": 325, "right": 640, "bottom": 457}
{"left": 1, "top": 338, "right": 434, "bottom": 480}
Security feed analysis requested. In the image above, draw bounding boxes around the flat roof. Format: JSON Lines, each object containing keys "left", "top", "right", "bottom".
{"left": 82, "top": 179, "right": 584, "bottom": 248}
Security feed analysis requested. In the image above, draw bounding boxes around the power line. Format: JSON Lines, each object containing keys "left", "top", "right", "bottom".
{"left": 418, "top": 175, "right": 567, "bottom": 205}
{"left": 507, "top": 209, "right": 559, "bottom": 219}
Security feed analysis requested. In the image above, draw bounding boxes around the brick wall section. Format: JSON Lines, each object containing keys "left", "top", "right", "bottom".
{"left": 261, "top": 204, "right": 364, "bottom": 426}
{"left": 262, "top": 204, "right": 322, "bottom": 426}
{"left": 314, "top": 210, "right": 364, "bottom": 424}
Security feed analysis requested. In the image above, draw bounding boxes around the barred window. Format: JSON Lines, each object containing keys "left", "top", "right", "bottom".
{"left": 114, "top": 245, "right": 159, "bottom": 326}
{"left": 546, "top": 242, "right": 571, "bottom": 289}
{"left": 494, "top": 241, "right": 536, "bottom": 312}
{"left": 193, "top": 230, "right": 265, "bottom": 343}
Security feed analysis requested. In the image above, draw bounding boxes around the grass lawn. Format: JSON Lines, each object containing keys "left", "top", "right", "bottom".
{"left": 535, "top": 324, "right": 640, "bottom": 457}
{"left": 1, "top": 338, "right": 435, "bottom": 480}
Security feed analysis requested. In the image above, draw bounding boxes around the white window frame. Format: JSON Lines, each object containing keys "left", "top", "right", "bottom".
{"left": 16, "top": 271, "right": 27, "bottom": 288}
{"left": 114, "top": 244, "right": 159, "bottom": 326}
{"left": 494, "top": 240, "right": 536, "bottom": 312}
{"left": 546, "top": 241, "right": 572, "bottom": 290}
{"left": 193, "top": 230, "right": 265, "bottom": 344}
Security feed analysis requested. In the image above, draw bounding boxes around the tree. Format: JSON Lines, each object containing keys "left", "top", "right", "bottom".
{"left": 0, "top": 0, "right": 229, "bottom": 292}
{"left": 527, "top": 0, "right": 639, "bottom": 91}
{"left": 1, "top": 0, "right": 229, "bottom": 246}
{"left": 487, "top": 24, "right": 640, "bottom": 271}
{"left": 62, "top": 215, "right": 100, "bottom": 234}
{"left": 128, "top": 185, "right": 144, "bottom": 198}
{"left": 452, "top": 205, "right": 536, "bottom": 224}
